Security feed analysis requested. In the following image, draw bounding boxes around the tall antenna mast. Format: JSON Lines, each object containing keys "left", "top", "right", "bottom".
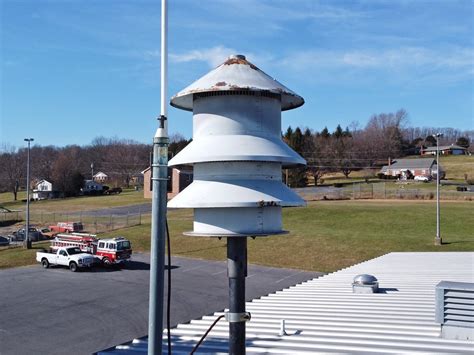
{"left": 148, "top": 0, "right": 169, "bottom": 353}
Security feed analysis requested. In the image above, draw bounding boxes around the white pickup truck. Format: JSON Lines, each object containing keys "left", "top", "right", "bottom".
{"left": 36, "top": 247, "right": 95, "bottom": 272}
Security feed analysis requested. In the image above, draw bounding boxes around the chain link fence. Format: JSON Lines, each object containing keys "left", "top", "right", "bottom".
{"left": 297, "top": 182, "right": 474, "bottom": 201}
{"left": 1, "top": 209, "right": 144, "bottom": 234}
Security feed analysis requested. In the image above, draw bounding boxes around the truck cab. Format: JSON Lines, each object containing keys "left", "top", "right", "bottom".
{"left": 36, "top": 247, "right": 94, "bottom": 272}
{"left": 96, "top": 237, "right": 132, "bottom": 265}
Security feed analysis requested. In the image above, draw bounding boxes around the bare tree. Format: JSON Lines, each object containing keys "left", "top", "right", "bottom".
{"left": 0, "top": 145, "right": 26, "bottom": 200}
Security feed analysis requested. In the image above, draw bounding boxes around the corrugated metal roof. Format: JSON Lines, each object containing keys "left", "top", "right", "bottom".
{"left": 98, "top": 252, "right": 474, "bottom": 354}
{"left": 170, "top": 54, "right": 304, "bottom": 112}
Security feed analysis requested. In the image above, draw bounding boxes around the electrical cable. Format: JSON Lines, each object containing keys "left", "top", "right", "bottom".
{"left": 166, "top": 220, "right": 172, "bottom": 355}
{"left": 190, "top": 315, "right": 225, "bottom": 354}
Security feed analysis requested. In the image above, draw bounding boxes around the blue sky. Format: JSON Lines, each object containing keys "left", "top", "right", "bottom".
{"left": 1, "top": 0, "right": 473, "bottom": 147}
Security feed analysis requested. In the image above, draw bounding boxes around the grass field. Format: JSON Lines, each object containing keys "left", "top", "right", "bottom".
{"left": 439, "top": 155, "right": 474, "bottom": 181}
{"left": 2, "top": 200, "right": 472, "bottom": 272}
{"left": 0, "top": 189, "right": 147, "bottom": 212}
{"left": 312, "top": 155, "right": 474, "bottom": 185}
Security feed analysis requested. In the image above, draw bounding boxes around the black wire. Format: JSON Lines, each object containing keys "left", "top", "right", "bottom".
{"left": 190, "top": 315, "right": 225, "bottom": 355}
{"left": 166, "top": 220, "right": 171, "bottom": 355}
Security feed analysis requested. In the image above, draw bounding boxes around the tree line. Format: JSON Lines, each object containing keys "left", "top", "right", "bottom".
{"left": 0, "top": 134, "right": 190, "bottom": 200}
{"left": 1, "top": 110, "right": 471, "bottom": 198}
{"left": 283, "top": 109, "right": 472, "bottom": 187}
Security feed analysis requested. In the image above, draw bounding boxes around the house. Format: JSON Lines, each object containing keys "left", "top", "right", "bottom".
{"left": 380, "top": 158, "right": 445, "bottom": 179}
{"left": 93, "top": 171, "right": 108, "bottom": 183}
{"left": 143, "top": 166, "right": 193, "bottom": 199}
{"left": 32, "top": 180, "right": 53, "bottom": 200}
{"left": 81, "top": 180, "right": 103, "bottom": 195}
{"left": 421, "top": 144, "right": 467, "bottom": 156}
{"left": 131, "top": 172, "right": 144, "bottom": 186}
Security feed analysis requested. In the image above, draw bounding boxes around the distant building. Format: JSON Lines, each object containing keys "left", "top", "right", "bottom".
{"left": 93, "top": 171, "right": 108, "bottom": 183}
{"left": 32, "top": 180, "right": 53, "bottom": 200}
{"left": 421, "top": 144, "right": 467, "bottom": 156}
{"left": 82, "top": 180, "right": 104, "bottom": 195}
{"left": 131, "top": 172, "right": 144, "bottom": 186}
{"left": 143, "top": 167, "right": 193, "bottom": 199}
{"left": 380, "top": 158, "right": 445, "bottom": 179}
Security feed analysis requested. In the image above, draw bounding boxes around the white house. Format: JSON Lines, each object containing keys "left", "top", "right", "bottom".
{"left": 380, "top": 158, "right": 445, "bottom": 179}
{"left": 32, "top": 180, "right": 53, "bottom": 200}
{"left": 93, "top": 171, "right": 108, "bottom": 183}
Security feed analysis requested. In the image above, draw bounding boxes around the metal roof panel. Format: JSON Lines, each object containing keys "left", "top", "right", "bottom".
{"left": 98, "top": 252, "right": 474, "bottom": 354}
{"left": 170, "top": 55, "right": 304, "bottom": 111}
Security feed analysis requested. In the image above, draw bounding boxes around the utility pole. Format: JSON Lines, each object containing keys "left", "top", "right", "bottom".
{"left": 91, "top": 162, "right": 94, "bottom": 180}
{"left": 24, "top": 138, "right": 34, "bottom": 249}
{"left": 148, "top": 0, "right": 168, "bottom": 354}
{"left": 433, "top": 133, "right": 443, "bottom": 246}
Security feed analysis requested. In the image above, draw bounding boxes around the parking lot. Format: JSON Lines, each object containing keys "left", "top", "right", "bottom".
{"left": 0, "top": 253, "right": 320, "bottom": 355}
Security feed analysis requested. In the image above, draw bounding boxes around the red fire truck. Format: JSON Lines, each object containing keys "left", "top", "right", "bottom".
{"left": 50, "top": 233, "right": 132, "bottom": 265}
{"left": 49, "top": 222, "right": 84, "bottom": 233}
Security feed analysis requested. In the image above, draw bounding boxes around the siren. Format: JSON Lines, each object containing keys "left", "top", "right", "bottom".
{"left": 168, "top": 54, "right": 306, "bottom": 236}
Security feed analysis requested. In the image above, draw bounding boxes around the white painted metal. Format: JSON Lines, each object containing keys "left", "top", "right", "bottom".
{"left": 98, "top": 252, "right": 474, "bottom": 354}
{"left": 168, "top": 162, "right": 304, "bottom": 208}
{"left": 167, "top": 54, "right": 305, "bottom": 237}
{"left": 170, "top": 55, "right": 304, "bottom": 111}
{"left": 169, "top": 94, "right": 305, "bottom": 167}
{"left": 168, "top": 135, "right": 305, "bottom": 166}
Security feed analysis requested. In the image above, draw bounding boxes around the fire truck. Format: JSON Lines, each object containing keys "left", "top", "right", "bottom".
{"left": 49, "top": 221, "right": 84, "bottom": 233}
{"left": 50, "top": 233, "right": 132, "bottom": 265}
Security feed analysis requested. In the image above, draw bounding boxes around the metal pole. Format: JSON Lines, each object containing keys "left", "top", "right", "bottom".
{"left": 148, "top": 0, "right": 168, "bottom": 354}
{"left": 227, "top": 237, "right": 247, "bottom": 355}
{"left": 435, "top": 134, "right": 442, "bottom": 245}
{"left": 24, "top": 138, "right": 33, "bottom": 249}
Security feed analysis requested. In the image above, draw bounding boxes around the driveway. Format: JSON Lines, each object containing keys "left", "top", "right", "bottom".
{"left": 0, "top": 253, "right": 321, "bottom": 355}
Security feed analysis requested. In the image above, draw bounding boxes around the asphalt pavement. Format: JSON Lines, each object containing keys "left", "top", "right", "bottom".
{"left": 0, "top": 253, "right": 321, "bottom": 355}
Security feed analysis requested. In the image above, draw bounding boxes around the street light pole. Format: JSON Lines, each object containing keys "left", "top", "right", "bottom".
{"left": 434, "top": 133, "right": 443, "bottom": 246}
{"left": 24, "top": 138, "right": 34, "bottom": 249}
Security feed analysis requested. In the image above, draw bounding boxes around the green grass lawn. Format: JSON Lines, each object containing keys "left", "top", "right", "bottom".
{"left": 2, "top": 200, "right": 472, "bottom": 272}
{"left": 0, "top": 189, "right": 147, "bottom": 212}
{"left": 439, "top": 154, "right": 474, "bottom": 181}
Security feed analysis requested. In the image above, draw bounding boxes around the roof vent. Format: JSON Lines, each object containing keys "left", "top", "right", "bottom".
{"left": 352, "top": 274, "right": 379, "bottom": 294}
{"left": 436, "top": 281, "right": 474, "bottom": 340}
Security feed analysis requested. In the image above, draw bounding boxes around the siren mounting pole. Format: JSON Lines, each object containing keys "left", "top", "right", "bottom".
{"left": 148, "top": 0, "right": 169, "bottom": 354}
{"left": 227, "top": 237, "right": 249, "bottom": 354}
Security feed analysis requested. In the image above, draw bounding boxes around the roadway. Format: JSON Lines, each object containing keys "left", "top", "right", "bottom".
{"left": 0, "top": 253, "right": 320, "bottom": 355}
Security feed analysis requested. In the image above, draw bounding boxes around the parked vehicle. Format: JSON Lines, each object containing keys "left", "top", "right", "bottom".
{"left": 36, "top": 247, "right": 95, "bottom": 272}
{"left": 50, "top": 233, "right": 132, "bottom": 266}
{"left": 49, "top": 221, "right": 84, "bottom": 233}
{"left": 96, "top": 237, "right": 132, "bottom": 265}
{"left": 0, "top": 236, "right": 10, "bottom": 246}
{"left": 40, "top": 228, "right": 57, "bottom": 239}
{"left": 51, "top": 233, "right": 98, "bottom": 254}
{"left": 10, "top": 227, "right": 44, "bottom": 242}
{"left": 105, "top": 187, "right": 122, "bottom": 195}
{"left": 414, "top": 175, "right": 432, "bottom": 182}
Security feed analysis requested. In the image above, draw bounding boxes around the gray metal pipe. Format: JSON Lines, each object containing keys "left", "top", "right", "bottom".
{"left": 147, "top": 135, "right": 169, "bottom": 355}
{"left": 227, "top": 237, "right": 247, "bottom": 355}
{"left": 148, "top": 1, "right": 168, "bottom": 353}
{"left": 24, "top": 138, "right": 33, "bottom": 249}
